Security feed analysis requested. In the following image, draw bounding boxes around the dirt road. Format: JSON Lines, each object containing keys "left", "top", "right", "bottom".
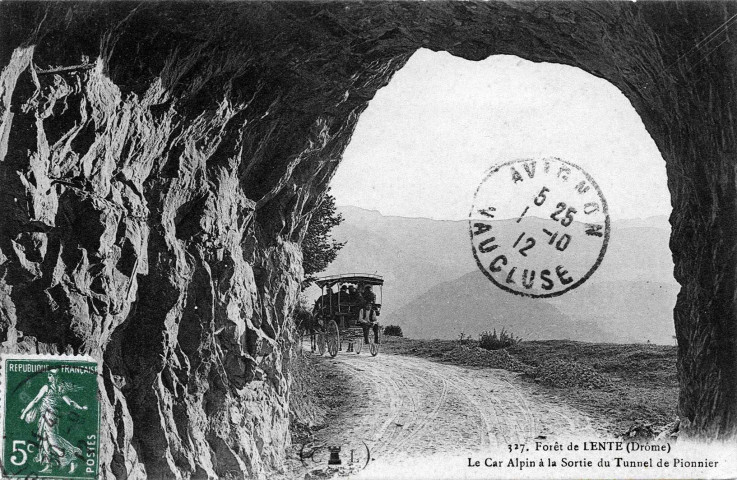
{"left": 303, "top": 351, "right": 602, "bottom": 478}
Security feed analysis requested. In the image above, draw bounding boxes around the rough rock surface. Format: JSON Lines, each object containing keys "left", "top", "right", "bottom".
{"left": 0, "top": 1, "right": 735, "bottom": 478}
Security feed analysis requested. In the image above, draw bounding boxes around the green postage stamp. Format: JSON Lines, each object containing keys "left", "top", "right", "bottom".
{"left": 0, "top": 354, "right": 100, "bottom": 479}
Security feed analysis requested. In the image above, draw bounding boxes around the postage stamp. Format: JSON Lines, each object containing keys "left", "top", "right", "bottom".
{"left": 0, "top": 354, "right": 100, "bottom": 479}
{"left": 470, "top": 157, "right": 610, "bottom": 298}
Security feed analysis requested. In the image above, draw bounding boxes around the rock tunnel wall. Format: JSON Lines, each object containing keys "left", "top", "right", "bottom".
{"left": 0, "top": 1, "right": 735, "bottom": 478}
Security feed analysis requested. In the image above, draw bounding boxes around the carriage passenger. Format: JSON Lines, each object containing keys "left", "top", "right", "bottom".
{"left": 361, "top": 285, "right": 376, "bottom": 316}
{"left": 347, "top": 284, "right": 358, "bottom": 303}
{"left": 339, "top": 285, "right": 348, "bottom": 305}
{"left": 334, "top": 285, "right": 343, "bottom": 301}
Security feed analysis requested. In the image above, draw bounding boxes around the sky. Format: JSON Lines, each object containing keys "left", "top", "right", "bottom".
{"left": 330, "top": 49, "right": 672, "bottom": 221}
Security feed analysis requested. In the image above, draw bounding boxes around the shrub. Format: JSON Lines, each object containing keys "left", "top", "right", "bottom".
{"left": 479, "top": 328, "right": 521, "bottom": 351}
{"left": 383, "top": 325, "right": 403, "bottom": 337}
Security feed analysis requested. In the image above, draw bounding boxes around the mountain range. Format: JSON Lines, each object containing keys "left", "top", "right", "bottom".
{"left": 315, "top": 205, "right": 677, "bottom": 344}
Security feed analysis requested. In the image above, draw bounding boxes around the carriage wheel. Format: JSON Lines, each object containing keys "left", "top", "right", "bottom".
{"left": 354, "top": 336, "right": 363, "bottom": 354}
{"left": 326, "top": 320, "right": 340, "bottom": 357}
{"left": 316, "top": 332, "right": 326, "bottom": 356}
{"left": 369, "top": 325, "right": 380, "bottom": 356}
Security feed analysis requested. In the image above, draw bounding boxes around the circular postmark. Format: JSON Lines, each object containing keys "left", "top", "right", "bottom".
{"left": 469, "top": 157, "right": 610, "bottom": 298}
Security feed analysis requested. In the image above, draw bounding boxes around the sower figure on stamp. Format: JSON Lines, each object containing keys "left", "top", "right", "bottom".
{"left": 20, "top": 369, "right": 88, "bottom": 474}
{"left": 359, "top": 284, "right": 379, "bottom": 344}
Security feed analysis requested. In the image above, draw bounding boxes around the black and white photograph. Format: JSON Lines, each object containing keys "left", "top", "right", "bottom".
{"left": 0, "top": 1, "right": 735, "bottom": 479}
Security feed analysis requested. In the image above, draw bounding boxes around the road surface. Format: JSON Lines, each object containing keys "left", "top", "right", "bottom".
{"left": 303, "top": 351, "right": 602, "bottom": 478}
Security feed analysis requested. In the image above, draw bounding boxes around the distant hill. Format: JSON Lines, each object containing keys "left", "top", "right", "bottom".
{"left": 393, "top": 270, "right": 613, "bottom": 342}
{"left": 546, "top": 279, "right": 679, "bottom": 345}
{"left": 394, "top": 270, "right": 678, "bottom": 344}
{"left": 596, "top": 224, "right": 676, "bottom": 284}
{"left": 318, "top": 206, "right": 475, "bottom": 314}
{"left": 318, "top": 206, "right": 677, "bottom": 344}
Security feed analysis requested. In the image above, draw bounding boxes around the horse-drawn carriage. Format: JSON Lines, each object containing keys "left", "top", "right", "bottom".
{"left": 301, "top": 273, "right": 384, "bottom": 357}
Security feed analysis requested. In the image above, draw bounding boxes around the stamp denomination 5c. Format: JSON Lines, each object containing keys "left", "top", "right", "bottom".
{"left": 1, "top": 354, "right": 100, "bottom": 479}
{"left": 470, "top": 157, "right": 610, "bottom": 298}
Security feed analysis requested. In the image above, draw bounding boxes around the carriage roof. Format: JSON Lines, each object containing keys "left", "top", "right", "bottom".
{"left": 314, "top": 273, "right": 384, "bottom": 288}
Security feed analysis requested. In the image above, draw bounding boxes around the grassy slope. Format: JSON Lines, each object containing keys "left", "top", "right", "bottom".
{"left": 381, "top": 336, "right": 678, "bottom": 437}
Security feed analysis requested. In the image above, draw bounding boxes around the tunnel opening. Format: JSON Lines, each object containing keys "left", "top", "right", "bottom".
{"left": 325, "top": 49, "right": 676, "bottom": 345}
{"left": 309, "top": 49, "right": 681, "bottom": 438}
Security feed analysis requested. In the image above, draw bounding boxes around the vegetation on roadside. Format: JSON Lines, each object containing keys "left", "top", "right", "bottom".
{"left": 301, "top": 191, "right": 345, "bottom": 288}
{"left": 383, "top": 325, "right": 403, "bottom": 337}
{"left": 478, "top": 328, "right": 522, "bottom": 350}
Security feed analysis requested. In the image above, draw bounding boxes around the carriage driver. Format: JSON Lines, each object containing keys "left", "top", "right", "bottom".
{"left": 313, "top": 285, "right": 333, "bottom": 316}
{"left": 359, "top": 285, "right": 380, "bottom": 344}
